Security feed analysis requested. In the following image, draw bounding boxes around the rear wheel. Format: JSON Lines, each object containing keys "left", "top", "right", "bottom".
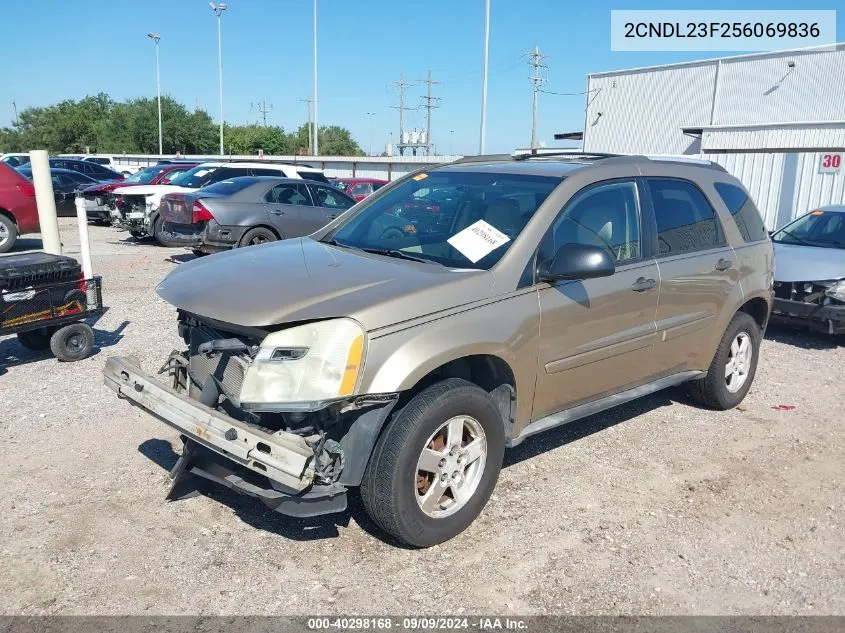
{"left": 690, "top": 312, "right": 761, "bottom": 410}
{"left": 151, "top": 215, "right": 166, "bottom": 245}
{"left": 17, "top": 328, "right": 55, "bottom": 351}
{"left": 239, "top": 226, "right": 278, "bottom": 248}
{"left": 361, "top": 378, "right": 505, "bottom": 547}
{"left": 0, "top": 214, "right": 18, "bottom": 253}
{"left": 50, "top": 323, "right": 95, "bottom": 362}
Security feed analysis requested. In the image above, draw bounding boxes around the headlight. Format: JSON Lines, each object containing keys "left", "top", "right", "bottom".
{"left": 824, "top": 280, "right": 845, "bottom": 303}
{"left": 239, "top": 318, "right": 365, "bottom": 409}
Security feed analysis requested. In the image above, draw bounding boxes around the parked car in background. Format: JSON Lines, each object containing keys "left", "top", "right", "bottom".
{"left": 82, "top": 154, "right": 140, "bottom": 176}
{"left": 48, "top": 158, "right": 124, "bottom": 182}
{"left": 0, "top": 153, "right": 31, "bottom": 168}
{"left": 110, "top": 162, "right": 329, "bottom": 241}
{"left": 105, "top": 153, "right": 774, "bottom": 547}
{"left": 80, "top": 163, "right": 198, "bottom": 224}
{"left": 159, "top": 177, "right": 356, "bottom": 252}
{"left": 16, "top": 166, "right": 101, "bottom": 217}
{"left": 771, "top": 205, "right": 845, "bottom": 334}
{"left": 0, "top": 162, "right": 38, "bottom": 253}
{"left": 334, "top": 178, "right": 388, "bottom": 201}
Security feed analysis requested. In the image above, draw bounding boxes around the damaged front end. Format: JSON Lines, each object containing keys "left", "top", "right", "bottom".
{"left": 104, "top": 312, "right": 398, "bottom": 517}
{"left": 110, "top": 193, "right": 155, "bottom": 235}
{"left": 772, "top": 279, "right": 845, "bottom": 334}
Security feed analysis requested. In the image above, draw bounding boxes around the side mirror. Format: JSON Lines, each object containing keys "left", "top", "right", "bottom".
{"left": 538, "top": 243, "right": 615, "bottom": 282}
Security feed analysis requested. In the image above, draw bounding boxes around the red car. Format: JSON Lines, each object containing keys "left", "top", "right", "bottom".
{"left": 0, "top": 162, "right": 39, "bottom": 253}
{"left": 80, "top": 163, "right": 197, "bottom": 223}
{"left": 334, "top": 178, "right": 388, "bottom": 201}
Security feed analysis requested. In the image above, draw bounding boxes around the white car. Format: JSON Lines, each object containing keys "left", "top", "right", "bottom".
{"left": 108, "top": 161, "right": 329, "bottom": 240}
{"left": 0, "top": 153, "right": 30, "bottom": 168}
{"left": 82, "top": 155, "right": 141, "bottom": 176}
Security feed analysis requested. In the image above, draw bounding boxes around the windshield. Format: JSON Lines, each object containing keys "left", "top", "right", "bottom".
{"left": 123, "top": 166, "right": 167, "bottom": 184}
{"left": 773, "top": 210, "right": 845, "bottom": 249}
{"left": 324, "top": 170, "right": 561, "bottom": 269}
{"left": 169, "top": 165, "right": 219, "bottom": 188}
{"left": 200, "top": 178, "right": 257, "bottom": 196}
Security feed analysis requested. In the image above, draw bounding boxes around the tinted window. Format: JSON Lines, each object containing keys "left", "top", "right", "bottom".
{"left": 298, "top": 170, "right": 329, "bottom": 183}
{"left": 349, "top": 183, "right": 373, "bottom": 196}
{"left": 123, "top": 166, "right": 167, "bottom": 184}
{"left": 169, "top": 165, "right": 220, "bottom": 188}
{"left": 62, "top": 170, "right": 94, "bottom": 184}
{"left": 713, "top": 182, "right": 768, "bottom": 242}
{"left": 373, "top": 182, "right": 386, "bottom": 191}
{"left": 265, "top": 183, "right": 312, "bottom": 206}
{"left": 86, "top": 157, "right": 110, "bottom": 165}
{"left": 201, "top": 178, "right": 258, "bottom": 196}
{"left": 208, "top": 167, "right": 251, "bottom": 183}
{"left": 648, "top": 178, "right": 724, "bottom": 255}
{"left": 542, "top": 180, "right": 641, "bottom": 264}
{"left": 251, "top": 167, "right": 284, "bottom": 177}
{"left": 310, "top": 184, "right": 355, "bottom": 210}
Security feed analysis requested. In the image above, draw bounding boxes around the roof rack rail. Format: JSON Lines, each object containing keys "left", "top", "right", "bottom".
{"left": 451, "top": 153, "right": 515, "bottom": 164}
{"left": 512, "top": 149, "right": 621, "bottom": 161}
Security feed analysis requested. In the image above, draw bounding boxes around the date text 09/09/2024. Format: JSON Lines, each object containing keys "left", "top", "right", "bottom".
{"left": 307, "top": 617, "right": 529, "bottom": 630}
{"left": 623, "top": 22, "right": 820, "bottom": 39}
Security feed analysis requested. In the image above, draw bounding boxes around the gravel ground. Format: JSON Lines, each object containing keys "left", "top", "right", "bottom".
{"left": 1, "top": 219, "right": 843, "bottom": 615}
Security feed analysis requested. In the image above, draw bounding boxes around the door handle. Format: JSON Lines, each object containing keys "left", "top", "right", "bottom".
{"left": 270, "top": 209, "right": 285, "bottom": 216}
{"left": 715, "top": 258, "right": 733, "bottom": 271}
{"left": 631, "top": 277, "right": 656, "bottom": 292}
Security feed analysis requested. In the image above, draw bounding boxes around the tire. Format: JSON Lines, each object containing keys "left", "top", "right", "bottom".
{"left": 129, "top": 230, "right": 145, "bottom": 240}
{"left": 0, "top": 214, "right": 18, "bottom": 254}
{"left": 690, "top": 312, "right": 761, "bottom": 410}
{"left": 361, "top": 378, "right": 505, "bottom": 547}
{"left": 17, "top": 328, "right": 54, "bottom": 351}
{"left": 49, "top": 323, "right": 95, "bottom": 362}
{"left": 239, "top": 226, "right": 278, "bottom": 248}
{"left": 151, "top": 215, "right": 166, "bottom": 245}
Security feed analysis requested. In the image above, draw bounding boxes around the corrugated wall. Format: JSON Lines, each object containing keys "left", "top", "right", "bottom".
{"left": 583, "top": 63, "right": 716, "bottom": 155}
{"left": 702, "top": 124, "right": 845, "bottom": 151}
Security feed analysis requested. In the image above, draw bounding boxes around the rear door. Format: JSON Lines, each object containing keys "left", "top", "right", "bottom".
{"left": 533, "top": 178, "right": 660, "bottom": 418}
{"left": 263, "top": 183, "right": 319, "bottom": 236}
{"left": 643, "top": 177, "right": 738, "bottom": 374}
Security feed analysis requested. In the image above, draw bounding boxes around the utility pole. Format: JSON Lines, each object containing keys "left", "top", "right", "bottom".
{"left": 419, "top": 70, "right": 440, "bottom": 156}
{"left": 252, "top": 100, "right": 273, "bottom": 126}
{"left": 313, "top": 0, "right": 319, "bottom": 155}
{"left": 365, "top": 112, "right": 375, "bottom": 156}
{"left": 526, "top": 44, "right": 547, "bottom": 149}
{"left": 300, "top": 97, "right": 313, "bottom": 155}
{"left": 479, "top": 0, "right": 490, "bottom": 154}
{"left": 210, "top": 2, "right": 228, "bottom": 155}
{"left": 391, "top": 74, "right": 413, "bottom": 156}
{"left": 147, "top": 32, "right": 163, "bottom": 155}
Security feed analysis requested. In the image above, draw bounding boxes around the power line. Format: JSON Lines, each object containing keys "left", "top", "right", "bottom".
{"left": 391, "top": 73, "right": 414, "bottom": 156}
{"left": 250, "top": 100, "right": 273, "bottom": 126}
{"left": 418, "top": 70, "right": 440, "bottom": 155}
{"left": 538, "top": 87, "right": 596, "bottom": 96}
{"left": 300, "top": 97, "right": 313, "bottom": 154}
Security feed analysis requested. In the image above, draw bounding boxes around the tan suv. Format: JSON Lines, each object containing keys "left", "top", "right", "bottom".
{"left": 104, "top": 152, "right": 774, "bottom": 547}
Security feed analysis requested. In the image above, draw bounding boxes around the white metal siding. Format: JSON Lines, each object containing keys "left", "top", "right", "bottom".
{"left": 702, "top": 123, "right": 845, "bottom": 151}
{"left": 583, "top": 64, "right": 716, "bottom": 155}
{"left": 705, "top": 153, "right": 785, "bottom": 227}
{"left": 713, "top": 48, "right": 845, "bottom": 125}
{"left": 793, "top": 152, "right": 845, "bottom": 216}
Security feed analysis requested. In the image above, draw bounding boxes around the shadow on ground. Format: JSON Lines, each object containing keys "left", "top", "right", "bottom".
{"left": 136, "top": 386, "right": 700, "bottom": 547}
{"left": 7, "top": 237, "right": 44, "bottom": 253}
{"left": 0, "top": 319, "right": 129, "bottom": 372}
{"left": 765, "top": 322, "right": 843, "bottom": 350}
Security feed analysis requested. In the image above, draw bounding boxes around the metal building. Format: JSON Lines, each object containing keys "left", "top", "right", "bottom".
{"left": 579, "top": 43, "right": 845, "bottom": 228}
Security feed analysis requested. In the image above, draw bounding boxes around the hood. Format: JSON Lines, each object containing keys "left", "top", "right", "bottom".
{"left": 156, "top": 238, "right": 494, "bottom": 330}
{"left": 774, "top": 242, "right": 845, "bottom": 282}
{"left": 113, "top": 184, "right": 194, "bottom": 196}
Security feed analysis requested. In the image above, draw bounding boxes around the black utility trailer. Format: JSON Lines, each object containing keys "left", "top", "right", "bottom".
{"left": 0, "top": 253, "right": 103, "bottom": 361}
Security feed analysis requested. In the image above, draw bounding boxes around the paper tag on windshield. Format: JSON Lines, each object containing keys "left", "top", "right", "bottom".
{"left": 447, "top": 220, "right": 510, "bottom": 263}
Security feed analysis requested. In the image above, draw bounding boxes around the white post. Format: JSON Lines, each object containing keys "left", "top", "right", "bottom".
{"left": 74, "top": 197, "right": 94, "bottom": 279}
{"left": 313, "top": 0, "right": 319, "bottom": 156}
{"left": 479, "top": 0, "right": 490, "bottom": 154}
{"left": 217, "top": 13, "right": 224, "bottom": 155}
{"left": 156, "top": 39, "right": 163, "bottom": 156}
{"left": 29, "top": 150, "right": 62, "bottom": 255}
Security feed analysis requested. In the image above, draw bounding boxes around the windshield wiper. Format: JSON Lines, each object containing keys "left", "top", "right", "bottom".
{"left": 358, "top": 246, "right": 439, "bottom": 265}
{"left": 776, "top": 229, "right": 810, "bottom": 245}
{"left": 322, "top": 238, "right": 359, "bottom": 250}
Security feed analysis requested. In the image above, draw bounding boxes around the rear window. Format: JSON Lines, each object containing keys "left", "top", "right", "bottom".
{"left": 201, "top": 178, "right": 257, "bottom": 196}
{"left": 648, "top": 178, "right": 725, "bottom": 255}
{"left": 713, "top": 182, "right": 768, "bottom": 242}
{"left": 298, "top": 170, "right": 328, "bottom": 183}
{"left": 170, "top": 166, "right": 220, "bottom": 188}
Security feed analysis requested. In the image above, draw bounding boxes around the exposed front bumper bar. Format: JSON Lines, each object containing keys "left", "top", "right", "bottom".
{"left": 103, "top": 356, "right": 315, "bottom": 492}
{"left": 772, "top": 298, "right": 845, "bottom": 334}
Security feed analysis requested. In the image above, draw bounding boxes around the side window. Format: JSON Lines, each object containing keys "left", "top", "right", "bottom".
{"left": 265, "top": 184, "right": 312, "bottom": 206}
{"left": 206, "top": 167, "right": 242, "bottom": 184}
{"left": 541, "top": 180, "right": 641, "bottom": 264}
{"left": 251, "top": 167, "right": 283, "bottom": 177}
{"left": 648, "top": 178, "right": 725, "bottom": 256}
{"left": 297, "top": 170, "right": 329, "bottom": 183}
{"left": 372, "top": 182, "right": 386, "bottom": 191}
{"left": 713, "top": 182, "right": 768, "bottom": 242}
{"left": 349, "top": 183, "right": 372, "bottom": 196}
{"left": 311, "top": 184, "right": 354, "bottom": 210}
{"left": 82, "top": 162, "right": 99, "bottom": 176}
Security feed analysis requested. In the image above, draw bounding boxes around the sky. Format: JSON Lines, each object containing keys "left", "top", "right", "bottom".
{"left": 1, "top": 0, "right": 842, "bottom": 155}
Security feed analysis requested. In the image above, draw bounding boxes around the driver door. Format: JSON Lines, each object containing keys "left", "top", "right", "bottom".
{"left": 532, "top": 179, "right": 660, "bottom": 419}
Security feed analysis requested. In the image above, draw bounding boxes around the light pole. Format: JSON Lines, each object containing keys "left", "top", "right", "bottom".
{"left": 313, "top": 0, "right": 319, "bottom": 156}
{"left": 365, "top": 112, "right": 375, "bottom": 156}
{"left": 209, "top": 2, "right": 227, "bottom": 155}
{"left": 479, "top": 0, "right": 490, "bottom": 154}
{"left": 147, "top": 32, "right": 163, "bottom": 155}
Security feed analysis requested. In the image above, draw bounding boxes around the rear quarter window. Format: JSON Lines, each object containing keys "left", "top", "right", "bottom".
{"left": 298, "top": 170, "right": 328, "bottom": 183}
{"left": 713, "top": 182, "right": 768, "bottom": 242}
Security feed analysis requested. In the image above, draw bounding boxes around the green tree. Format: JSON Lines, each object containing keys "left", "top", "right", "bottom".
{"left": 292, "top": 124, "right": 364, "bottom": 156}
{"left": 224, "top": 124, "right": 293, "bottom": 155}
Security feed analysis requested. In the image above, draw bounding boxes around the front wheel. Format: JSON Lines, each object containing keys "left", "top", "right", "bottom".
{"left": 0, "top": 214, "right": 18, "bottom": 253}
{"left": 690, "top": 312, "right": 761, "bottom": 410}
{"left": 361, "top": 378, "right": 505, "bottom": 547}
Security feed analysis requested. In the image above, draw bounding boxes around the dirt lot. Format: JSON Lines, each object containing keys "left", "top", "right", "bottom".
{"left": 1, "top": 219, "right": 843, "bottom": 615}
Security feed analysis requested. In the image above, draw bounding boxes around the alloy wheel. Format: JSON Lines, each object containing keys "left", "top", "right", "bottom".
{"left": 725, "top": 332, "right": 752, "bottom": 393}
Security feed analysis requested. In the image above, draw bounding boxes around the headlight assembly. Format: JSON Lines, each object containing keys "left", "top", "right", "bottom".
{"left": 824, "top": 280, "right": 845, "bottom": 303}
{"left": 239, "top": 318, "right": 365, "bottom": 410}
